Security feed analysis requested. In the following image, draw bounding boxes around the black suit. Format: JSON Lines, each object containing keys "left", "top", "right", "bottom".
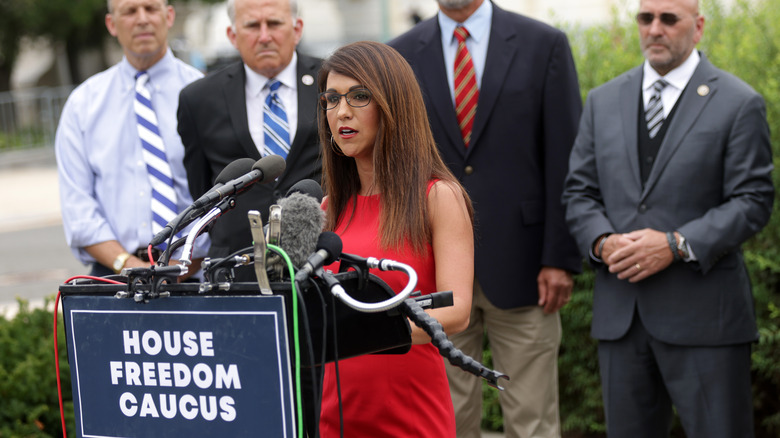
{"left": 177, "top": 54, "right": 322, "bottom": 273}
{"left": 390, "top": 6, "right": 580, "bottom": 308}
{"left": 389, "top": 3, "right": 581, "bottom": 436}
{"left": 177, "top": 54, "right": 323, "bottom": 437}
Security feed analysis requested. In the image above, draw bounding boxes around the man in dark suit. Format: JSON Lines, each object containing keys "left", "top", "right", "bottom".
{"left": 390, "top": 1, "right": 582, "bottom": 436}
{"left": 177, "top": 0, "right": 321, "bottom": 281}
{"left": 562, "top": 0, "right": 774, "bottom": 435}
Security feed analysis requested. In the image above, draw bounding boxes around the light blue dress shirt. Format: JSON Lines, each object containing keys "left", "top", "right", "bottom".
{"left": 437, "top": 0, "right": 493, "bottom": 105}
{"left": 55, "top": 49, "right": 209, "bottom": 264}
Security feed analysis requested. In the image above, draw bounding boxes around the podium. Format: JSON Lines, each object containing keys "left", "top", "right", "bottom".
{"left": 59, "top": 271, "right": 414, "bottom": 438}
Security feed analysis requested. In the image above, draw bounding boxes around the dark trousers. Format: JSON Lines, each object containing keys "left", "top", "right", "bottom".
{"left": 598, "top": 310, "right": 754, "bottom": 438}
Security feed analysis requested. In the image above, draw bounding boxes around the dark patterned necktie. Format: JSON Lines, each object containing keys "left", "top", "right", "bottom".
{"left": 645, "top": 79, "right": 669, "bottom": 139}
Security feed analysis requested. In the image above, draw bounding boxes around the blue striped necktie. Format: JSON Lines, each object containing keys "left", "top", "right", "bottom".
{"left": 645, "top": 79, "right": 669, "bottom": 139}
{"left": 135, "top": 71, "right": 178, "bottom": 247}
{"left": 263, "top": 79, "right": 290, "bottom": 159}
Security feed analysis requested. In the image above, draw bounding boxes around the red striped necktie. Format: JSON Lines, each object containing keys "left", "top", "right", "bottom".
{"left": 453, "top": 26, "right": 479, "bottom": 147}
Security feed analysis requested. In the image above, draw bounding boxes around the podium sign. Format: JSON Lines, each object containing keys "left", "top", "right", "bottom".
{"left": 61, "top": 295, "right": 295, "bottom": 438}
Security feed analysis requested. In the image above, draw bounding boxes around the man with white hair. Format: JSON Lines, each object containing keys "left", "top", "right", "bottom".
{"left": 177, "top": 0, "right": 322, "bottom": 283}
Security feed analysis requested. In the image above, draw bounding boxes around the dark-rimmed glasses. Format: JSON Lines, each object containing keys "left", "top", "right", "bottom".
{"left": 319, "top": 89, "right": 372, "bottom": 110}
{"left": 636, "top": 12, "right": 685, "bottom": 26}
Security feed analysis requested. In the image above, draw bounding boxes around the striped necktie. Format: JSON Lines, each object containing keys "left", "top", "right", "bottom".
{"left": 645, "top": 79, "right": 669, "bottom": 139}
{"left": 454, "top": 26, "right": 479, "bottom": 147}
{"left": 135, "top": 71, "right": 178, "bottom": 247}
{"left": 263, "top": 79, "right": 290, "bottom": 159}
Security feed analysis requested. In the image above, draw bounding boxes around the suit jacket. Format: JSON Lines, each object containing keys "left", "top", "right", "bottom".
{"left": 178, "top": 54, "right": 323, "bottom": 265}
{"left": 562, "top": 54, "right": 774, "bottom": 346}
{"left": 389, "top": 5, "right": 582, "bottom": 309}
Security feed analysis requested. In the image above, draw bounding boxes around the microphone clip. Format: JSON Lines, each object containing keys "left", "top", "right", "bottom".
{"left": 337, "top": 252, "right": 371, "bottom": 291}
{"left": 114, "top": 265, "right": 186, "bottom": 302}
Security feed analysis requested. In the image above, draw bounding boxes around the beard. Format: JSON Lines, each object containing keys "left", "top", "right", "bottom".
{"left": 437, "top": 0, "right": 475, "bottom": 10}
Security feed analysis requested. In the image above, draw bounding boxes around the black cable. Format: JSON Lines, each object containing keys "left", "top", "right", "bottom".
{"left": 292, "top": 277, "right": 319, "bottom": 438}
{"left": 202, "top": 246, "right": 253, "bottom": 279}
{"left": 308, "top": 279, "right": 328, "bottom": 438}
{"left": 329, "top": 288, "right": 343, "bottom": 438}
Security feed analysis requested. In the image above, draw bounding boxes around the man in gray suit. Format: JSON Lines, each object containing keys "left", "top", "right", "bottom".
{"left": 562, "top": 0, "right": 774, "bottom": 436}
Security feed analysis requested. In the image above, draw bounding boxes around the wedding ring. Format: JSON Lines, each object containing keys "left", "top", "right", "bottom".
{"left": 635, "top": 263, "right": 642, "bottom": 271}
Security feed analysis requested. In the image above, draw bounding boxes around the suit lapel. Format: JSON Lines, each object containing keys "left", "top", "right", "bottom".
{"left": 414, "top": 19, "right": 465, "bottom": 156}
{"left": 223, "top": 64, "right": 262, "bottom": 160}
{"left": 620, "top": 67, "right": 643, "bottom": 190}
{"left": 468, "top": 6, "right": 516, "bottom": 152}
{"left": 283, "top": 53, "right": 319, "bottom": 183}
{"left": 642, "top": 55, "right": 717, "bottom": 198}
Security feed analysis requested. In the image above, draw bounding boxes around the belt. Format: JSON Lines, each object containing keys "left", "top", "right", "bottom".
{"left": 133, "top": 247, "right": 162, "bottom": 263}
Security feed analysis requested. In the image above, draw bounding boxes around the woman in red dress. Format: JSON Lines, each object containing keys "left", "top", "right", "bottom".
{"left": 316, "top": 41, "right": 475, "bottom": 437}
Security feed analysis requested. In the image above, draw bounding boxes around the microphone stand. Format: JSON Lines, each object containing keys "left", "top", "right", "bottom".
{"left": 179, "top": 196, "right": 237, "bottom": 266}
{"left": 330, "top": 253, "right": 509, "bottom": 389}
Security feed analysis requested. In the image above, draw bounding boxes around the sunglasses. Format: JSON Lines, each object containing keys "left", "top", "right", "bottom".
{"left": 635, "top": 12, "right": 685, "bottom": 26}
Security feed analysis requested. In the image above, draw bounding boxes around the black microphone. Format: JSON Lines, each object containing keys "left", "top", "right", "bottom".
{"left": 191, "top": 154, "right": 286, "bottom": 209}
{"left": 294, "top": 232, "right": 342, "bottom": 283}
{"left": 285, "top": 179, "right": 323, "bottom": 202}
{"left": 150, "top": 158, "right": 255, "bottom": 246}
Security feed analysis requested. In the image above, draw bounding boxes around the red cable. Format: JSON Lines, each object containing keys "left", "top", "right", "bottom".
{"left": 55, "top": 275, "right": 124, "bottom": 437}
{"left": 147, "top": 244, "right": 155, "bottom": 265}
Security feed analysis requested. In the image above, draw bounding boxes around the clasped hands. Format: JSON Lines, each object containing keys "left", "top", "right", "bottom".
{"left": 599, "top": 229, "right": 674, "bottom": 283}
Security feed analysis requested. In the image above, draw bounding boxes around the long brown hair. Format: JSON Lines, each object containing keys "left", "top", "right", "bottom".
{"left": 317, "top": 41, "right": 473, "bottom": 254}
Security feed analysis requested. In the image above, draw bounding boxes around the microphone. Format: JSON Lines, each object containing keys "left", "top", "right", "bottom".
{"left": 285, "top": 179, "right": 323, "bottom": 202}
{"left": 265, "top": 179, "right": 324, "bottom": 279}
{"left": 191, "top": 154, "right": 286, "bottom": 210}
{"left": 150, "top": 158, "right": 255, "bottom": 246}
{"left": 294, "top": 231, "right": 342, "bottom": 283}
{"left": 278, "top": 192, "right": 325, "bottom": 269}
{"left": 264, "top": 179, "right": 321, "bottom": 247}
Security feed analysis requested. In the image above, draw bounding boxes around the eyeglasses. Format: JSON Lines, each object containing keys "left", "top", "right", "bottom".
{"left": 635, "top": 12, "right": 685, "bottom": 26}
{"left": 319, "top": 89, "right": 372, "bottom": 110}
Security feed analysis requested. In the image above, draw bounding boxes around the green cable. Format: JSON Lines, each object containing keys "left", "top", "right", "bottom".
{"left": 266, "top": 244, "right": 303, "bottom": 437}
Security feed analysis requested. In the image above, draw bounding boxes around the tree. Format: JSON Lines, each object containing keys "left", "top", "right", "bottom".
{"left": 0, "top": 0, "right": 223, "bottom": 92}
{"left": 0, "top": 0, "right": 30, "bottom": 91}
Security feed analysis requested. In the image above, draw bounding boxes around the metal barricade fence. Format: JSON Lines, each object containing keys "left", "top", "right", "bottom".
{"left": 0, "top": 85, "right": 74, "bottom": 152}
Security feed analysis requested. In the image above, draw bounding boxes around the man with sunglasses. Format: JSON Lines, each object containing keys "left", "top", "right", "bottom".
{"left": 177, "top": 0, "right": 322, "bottom": 283}
{"left": 563, "top": 0, "right": 773, "bottom": 436}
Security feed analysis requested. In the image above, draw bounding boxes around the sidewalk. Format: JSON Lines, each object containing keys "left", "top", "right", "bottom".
{"left": 0, "top": 148, "right": 62, "bottom": 233}
{"left": 0, "top": 147, "right": 75, "bottom": 318}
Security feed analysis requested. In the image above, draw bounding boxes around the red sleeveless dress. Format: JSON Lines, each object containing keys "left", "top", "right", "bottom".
{"left": 318, "top": 189, "right": 456, "bottom": 437}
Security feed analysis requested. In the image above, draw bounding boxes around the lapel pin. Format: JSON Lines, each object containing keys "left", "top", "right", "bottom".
{"left": 697, "top": 84, "right": 710, "bottom": 96}
{"left": 302, "top": 74, "right": 314, "bottom": 86}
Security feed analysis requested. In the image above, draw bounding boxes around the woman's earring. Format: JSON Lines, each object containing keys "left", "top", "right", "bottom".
{"left": 331, "top": 135, "right": 345, "bottom": 156}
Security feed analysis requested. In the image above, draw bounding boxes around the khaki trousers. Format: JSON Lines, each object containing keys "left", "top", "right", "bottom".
{"left": 445, "top": 280, "right": 562, "bottom": 438}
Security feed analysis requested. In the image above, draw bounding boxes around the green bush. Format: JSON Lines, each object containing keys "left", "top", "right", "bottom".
{"left": 0, "top": 299, "right": 74, "bottom": 438}
{"left": 479, "top": 0, "right": 780, "bottom": 436}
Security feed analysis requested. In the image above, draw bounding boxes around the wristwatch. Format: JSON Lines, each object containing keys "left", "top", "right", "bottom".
{"left": 676, "top": 233, "right": 690, "bottom": 261}
{"left": 112, "top": 252, "right": 131, "bottom": 274}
